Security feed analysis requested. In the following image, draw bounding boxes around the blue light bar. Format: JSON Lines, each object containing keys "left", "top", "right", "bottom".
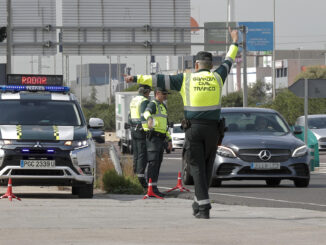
{"left": 0, "top": 85, "right": 70, "bottom": 93}
{"left": 47, "top": 149, "right": 55, "bottom": 153}
{"left": 21, "top": 148, "right": 30, "bottom": 153}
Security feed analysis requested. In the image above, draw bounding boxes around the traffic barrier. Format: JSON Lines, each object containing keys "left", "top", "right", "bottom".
{"left": 143, "top": 178, "right": 164, "bottom": 200}
{"left": 1, "top": 178, "right": 21, "bottom": 201}
{"left": 166, "top": 171, "right": 190, "bottom": 193}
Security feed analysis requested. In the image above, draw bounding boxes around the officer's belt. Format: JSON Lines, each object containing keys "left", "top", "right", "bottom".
{"left": 148, "top": 131, "right": 166, "bottom": 138}
{"left": 190, "top": 119, "right": 219, "bottom": 125}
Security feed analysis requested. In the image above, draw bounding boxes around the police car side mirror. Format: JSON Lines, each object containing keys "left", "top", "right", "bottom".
{"left": 89, "top": 118, "right": 104, "bottom": 128}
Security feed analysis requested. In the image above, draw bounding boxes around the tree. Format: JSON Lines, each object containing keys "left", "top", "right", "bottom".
{"left": 222, "top": 91, "right": 243, "bottom": 107}
{"left": 266, "top": 90, "right": 303, "bottom": 125}
{"left": 294, "top": 66, "right": 326, "bottom": 81}
{"left": 248, "top": 80, "right": 272, "bottom": 106}
{"left": 166, "top": 90, "right": 184, "bottom": 123}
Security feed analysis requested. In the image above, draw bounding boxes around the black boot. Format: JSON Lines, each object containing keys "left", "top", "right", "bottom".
{"left": 192, "top": 202, "right": 199, "bottom": 216}
{"left": 153, "top": 187, "right": 166, "bottom": 197}
{"left": 138, "top": 177, "right": 148, "bottom": 189}
{"left": 195, "top": 209, "right": 210, "bottom": 219}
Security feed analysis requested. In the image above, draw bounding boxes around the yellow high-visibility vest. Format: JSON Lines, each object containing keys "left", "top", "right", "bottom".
{"left": 144, "top": 100, "right": 168, "bottom": 134}
{"left": 130, "top": 95, "right": 149, "bottom": 130}
{"left": 179, "top": 71, "right": 223, "bottom": 112}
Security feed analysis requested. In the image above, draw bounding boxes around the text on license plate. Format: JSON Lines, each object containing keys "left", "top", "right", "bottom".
{"left": 20, "top": 160, "right": 56, "bottom": 168}
{"left": 251, "top": 162, "right": 280, "bottom": 170}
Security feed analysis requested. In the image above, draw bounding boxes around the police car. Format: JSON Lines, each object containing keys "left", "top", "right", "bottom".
{"left": 0, "top": 74, "right": 104, "bottom": 198}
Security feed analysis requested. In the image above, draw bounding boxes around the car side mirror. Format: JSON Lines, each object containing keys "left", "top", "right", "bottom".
{"left": 293, "top": 126, "right": 302, "bottom": 135}
{"left": 89, "top": 118, "right": 104, "bottom": 128}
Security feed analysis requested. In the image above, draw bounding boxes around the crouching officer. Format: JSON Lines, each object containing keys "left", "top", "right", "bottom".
{"left": 125, "top": 27, "right": 238, "bottom": 218}
{"left": 129, "top": 85, "right": 151, "bottom": 189}
{"left": 143, "top": 87, "right": 172, "bottom": 197}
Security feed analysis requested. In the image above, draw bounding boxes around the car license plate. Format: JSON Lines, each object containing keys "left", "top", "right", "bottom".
{"left": 20, "top": 160, "right": 56, "bottom": 168}
{"left": 251, "top": 162, "right": 280, "bottom": 170}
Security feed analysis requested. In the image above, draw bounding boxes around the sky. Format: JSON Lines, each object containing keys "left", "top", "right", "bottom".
{"left": 2, "top": 0, "right": 326, "bottom": 78}
{"left": 192, "top": 0, "right": 326, "bottom": 50}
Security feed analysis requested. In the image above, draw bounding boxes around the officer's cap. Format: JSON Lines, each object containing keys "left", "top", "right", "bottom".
{"left": 139, "top": 84, "right": 151, "bottom": 90}
{"left": 155, "top": 87, "right": 170, "bottom": 94}
{"left": 195, "top": 51, "right": 213, "bottom": 62}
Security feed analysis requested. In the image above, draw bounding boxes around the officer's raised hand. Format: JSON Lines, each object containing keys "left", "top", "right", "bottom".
{"left": 229, "top": 26, "right": 238, "bottom": 43}
{"left": 124, "top": 75, "right": 134, "bottom": 83}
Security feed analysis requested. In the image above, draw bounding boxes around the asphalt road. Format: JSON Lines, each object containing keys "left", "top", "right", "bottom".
{"left": 159, "top": 149, "right": 326, "bottom": 212}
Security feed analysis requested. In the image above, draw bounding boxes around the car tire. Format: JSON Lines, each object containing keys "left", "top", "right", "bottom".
{"left": 77, "top": 184, "right": 94, "bottom": 198}
{"left": 72, "top": 186, "right": 79, "bottom": 195}
{"left": 182, "top": 152, "right": 194, "bottom": 185}
{"left": 294, "top": 178, "right": 310, "bottom": 188}
{"left": 210, "top": 178, "right": 222, "bottom": 187}
{"left": 265, "top": 179, "right": 281, "bottom": 187}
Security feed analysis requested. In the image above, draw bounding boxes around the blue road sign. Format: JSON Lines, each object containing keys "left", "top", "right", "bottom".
{"left": 238, "top": 22, "right": 274, "bottom": 51}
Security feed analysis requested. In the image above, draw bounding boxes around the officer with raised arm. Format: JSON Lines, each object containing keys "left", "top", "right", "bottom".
{"left": 125, "top": 27, "right": 239, "bottom": 218}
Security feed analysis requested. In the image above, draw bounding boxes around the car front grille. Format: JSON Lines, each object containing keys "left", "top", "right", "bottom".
{"left": 238, "top": 149, "right": 291, "bottom": 162}
{"left": 217, "top": 163, "right": 240, "bottom": 176}
{"left": 10, "top": 169, "right": 65, "bottom": 176}
{"left": 238, "top": 166, "right": 291, "bottom": 175}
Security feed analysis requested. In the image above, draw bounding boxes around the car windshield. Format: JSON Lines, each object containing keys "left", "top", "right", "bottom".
{"left": 308, "top": 117, "right": 326, "bottom": 129}
{"left": 221, "top": 111, "right": 289, "bottom": 135}
{"left": 0, "top": 100, "right": 82, "bottom": 126}
{"left": 173, "top": 125, "right": 184, "bottom": 133}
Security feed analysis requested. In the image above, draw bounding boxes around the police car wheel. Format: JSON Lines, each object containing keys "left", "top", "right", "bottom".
{"left": 77, "top": 184, "right": 94, "bottom": 198}
{"left": 294, "top": 178, "right": 310, "bottom": 188}
{"left": 72, "top": 186, "right": 79, "bottom": 195}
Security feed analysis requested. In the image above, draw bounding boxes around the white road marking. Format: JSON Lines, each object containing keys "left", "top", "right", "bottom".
{"left": 160, "top": 187, "right": 326, "bottom": 208}
{"left": 164, "top": 157, "right": 181, "bottom": 160}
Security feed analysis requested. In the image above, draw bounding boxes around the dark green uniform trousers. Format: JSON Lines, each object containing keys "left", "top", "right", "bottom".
{"left": 146, "top": 135, "right": 165, "bottom": 190}
{"left": 131, "top": 130, "right": 148, "bottom": 188}
{"left": 185, "top": 121, "right": 219, "bottom": 212}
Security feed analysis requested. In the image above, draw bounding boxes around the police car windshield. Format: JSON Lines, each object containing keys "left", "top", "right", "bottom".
{"left": 0, "top": 100, "right": 82, "bottom": 126}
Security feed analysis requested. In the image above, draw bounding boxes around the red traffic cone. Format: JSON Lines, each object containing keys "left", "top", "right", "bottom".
{"left": 1, "top": 178, "right": 21, "bottom": 201}
{"left": 143, "top": 178, "right": 164, "bottom": 200}
{"left": 166, "top": 171, "right": 190, "bottom": 193}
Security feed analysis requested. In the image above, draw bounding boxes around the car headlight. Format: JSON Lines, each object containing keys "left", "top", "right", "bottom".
{"left": 292, "top": 145, "right": 307, "bottom": 157}
{"left": 217, "top": 146, "right": 236, "bottom": 158}
{"left": 65, "top": 139, "right": 89, "bottom": 149}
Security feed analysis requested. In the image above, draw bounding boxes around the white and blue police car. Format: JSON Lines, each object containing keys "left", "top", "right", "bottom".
{"left": 0, "top": 74, "right": 104, "bottom": 198}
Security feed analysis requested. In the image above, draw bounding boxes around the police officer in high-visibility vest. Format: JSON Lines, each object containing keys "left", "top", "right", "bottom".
{"left": 125, "top": 27, "right": 238, "bottom": 218}
{"left": 143, "top": 87, "right": 172, "bottom": 197}
{"left": 129, "top": 85, "right": 151, "bottom": 189}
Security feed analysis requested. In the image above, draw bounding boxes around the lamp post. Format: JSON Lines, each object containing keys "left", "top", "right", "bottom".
{"left": 272, "top": 0, "right": 276, "bottom": 100}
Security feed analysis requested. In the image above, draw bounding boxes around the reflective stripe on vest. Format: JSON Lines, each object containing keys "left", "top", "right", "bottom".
{"left": 152, "top": 100, "right": 168, "bottom": 134}
{"left": 181, "top": 71, "right": 222, "bottom": 112}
